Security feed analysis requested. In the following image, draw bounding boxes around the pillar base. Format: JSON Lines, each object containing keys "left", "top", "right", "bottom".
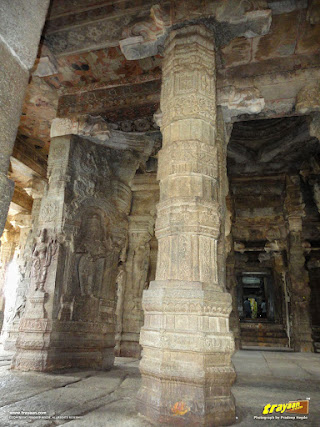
{"left": 137, "top": 280, "right": 236, "bottom": 426}
{"left": 293, "top": 336, "right": 314, "bottom": 353}
{"left": 137, "top": 373, "right": 236, "bottom": 426}
{"left": 2, "top": 321, "right": 19, "bottom": 351}
{"left": 12, "top": 320, "right": 115, "bottom": 371}
{"left": 291, "top": 300, "right": 313, "bottom": 353}
{"left": 120, "top": 342, "right": 142, "bottom": 358}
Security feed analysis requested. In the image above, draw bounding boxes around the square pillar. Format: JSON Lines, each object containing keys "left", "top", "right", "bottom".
{"left": 137, "top": 25, "right": 236, "bottom": 426}
{"left": 11, "top": 134, "right": 136, "bottom": 371}
{"left": 285, "top": 175, "right": 313, "bottom": 352}
{"left": 0, "top": 0, "right": 50, "bottom": 237}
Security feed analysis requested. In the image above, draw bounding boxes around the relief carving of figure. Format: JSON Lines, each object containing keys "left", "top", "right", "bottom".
{"left": 132, "top": 238, "right": 150, "bottom": 298}
{"left": 76, "top": 212, "right": 111, "bottom": 296}
{"left": 115, "top": 264, "right": 126, "bottom": 355}
{"left": 31, "top": 229, "right": 57, "bottom": 292}
{"left": 11, "top": 295, "right": 26, "bottom": 322}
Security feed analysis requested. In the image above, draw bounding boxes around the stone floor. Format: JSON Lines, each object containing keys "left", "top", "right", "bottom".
{"left": 0, "top": 348, "right": 319, "bottom": 426}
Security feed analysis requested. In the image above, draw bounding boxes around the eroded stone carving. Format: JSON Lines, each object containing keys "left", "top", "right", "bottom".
{"left": 296, "top": 82, "right": 320, "bottom": 114}
{"left": 120, "top": 4, "right": 171, "bottom": 60}
{"left": 51, "top": 116, "right": 111, "bottom": 142}
{"left": 114, "top": 264, "right": 126, "bottom": 356}
{"left": 75, "top": 212, "right": 110, "bottom": 297}
{"left": 219, "top": 86, "right": 265, "bottom": 121}
{"left": 32, "top": 229, "right": 57, "bottom": 292}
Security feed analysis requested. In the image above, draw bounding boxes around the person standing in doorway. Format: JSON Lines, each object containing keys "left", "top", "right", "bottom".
{"left": 244, "top": 297, "right": 252, "bottom": 318}
{"left": 261, "top": 300, "right": 267, "bottom": 318}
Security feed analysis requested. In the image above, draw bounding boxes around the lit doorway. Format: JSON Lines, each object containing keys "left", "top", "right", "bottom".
{"left": 237, "top": 272, "right": 275, "bottom": 322}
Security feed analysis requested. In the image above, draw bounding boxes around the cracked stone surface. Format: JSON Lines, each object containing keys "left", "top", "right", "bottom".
{"left": 0, "top": 349, "right": 319, "bottom": 426}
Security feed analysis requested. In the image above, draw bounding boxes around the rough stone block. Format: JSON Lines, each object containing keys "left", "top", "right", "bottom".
{"left": 0, "top": 0, "right": 50, "bottom": 69}
{"left": 0, "top": 40, "right": 29, "bottom": 174}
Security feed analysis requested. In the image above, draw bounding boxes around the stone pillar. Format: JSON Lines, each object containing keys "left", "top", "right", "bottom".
{"left": 285, "top": 175, "right": 313, "bottom": 352}
{"left": 0, "top": 0, "right": 50, "bottom": 237}
{"left": 224, "top": 152, "right": 240, "bottom": 350}
{"left": 137, "top": 25, "right": 236, "bottom": 426}
{"left": 119, "top": 173, "right": 159, "bottom": 357}
{"left": 2, "top": 178, "right": 46, "bottom": 350}
{"left": 12, "top": 132, "right": 149, "bottom": 371}
{"left": 0, "top": 225, "right": 20, "bottom": 332}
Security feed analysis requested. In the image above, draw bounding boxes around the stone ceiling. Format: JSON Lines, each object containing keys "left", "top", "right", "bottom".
{"left": 228, "top": 116, "right": 320, "bottom": 176}
{"left": 8, "top": 0, "right": 320, "bottom": 215}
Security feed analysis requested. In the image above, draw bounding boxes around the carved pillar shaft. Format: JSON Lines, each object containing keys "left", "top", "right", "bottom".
{"left": 137, "top": 25, "right": 236, "bottom": 426}
{"left": 2, "top": 179, "right": 46, "bottom": 351}
{"left": 0, "top": 227, "right": 19, "bottom": 332}
{"left": 285, "top": 175, "right": 313, "bottom": 352}
{"left": 12, "top": 130, "right": 148, "bottom": 371}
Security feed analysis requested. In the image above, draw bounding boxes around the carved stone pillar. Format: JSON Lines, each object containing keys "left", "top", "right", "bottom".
{"left": 0, "top": 0, "right": 50, "bottom": 237}
{"left": 119, "top": 173, "right": 159, "bottom": 358}
{"left": 12, "top": 133, "right": 145, "bottom": 371}
{"left": 285, "top": 175, "right": 313, "bottom": 352}
{"left": 221, "top": 126, "right": 240, "bottom": 350}
{"left": 226, "top": 193, "right": 241, "bottom": 350}
{"left": 2, "top": 178, "right": 46, "bottom": 350}
{"left": 0, "top": 225, "right": 20, "bottom": 332}
{"left": 137, "top": 25, "right": 236, "bottom": 426}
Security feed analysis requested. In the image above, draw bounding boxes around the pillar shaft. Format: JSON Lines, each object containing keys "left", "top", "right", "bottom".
{"left": 137, "top": 25, "right": 236, "bottom": 426}
{"left": 12, "top": 130, "right": 150, "bottom": 371}
{"left": 2, "top": 179, "right": 46, "bottom": 351}
{"left": 0, "top": 0, "right": 50, "bottom": 237}
{"left": 285, "top": 175, "right": 313, "bottom": 352}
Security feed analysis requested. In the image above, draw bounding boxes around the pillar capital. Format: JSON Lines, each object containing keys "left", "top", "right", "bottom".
{"left": 50, "top": 115, "right": 111, "bottom": 142}
{"left": 24, "top": 177, "right": 47, "bottom": 200}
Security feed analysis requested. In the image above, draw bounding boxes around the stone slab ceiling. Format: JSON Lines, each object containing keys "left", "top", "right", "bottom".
{"left": 12, "top": 0, "right": 320, "bottom": 169}
{"left": 228, "top": 116, "right": 320, "bottom": 176}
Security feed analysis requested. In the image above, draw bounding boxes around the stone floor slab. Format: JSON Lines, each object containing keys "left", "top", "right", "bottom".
{"left": 0, "top": 351, "right": 318, "bottom": 426}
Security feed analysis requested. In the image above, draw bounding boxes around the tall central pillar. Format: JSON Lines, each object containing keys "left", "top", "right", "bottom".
{"left": 137, "top": 25, "right": 236, "bottom": 426}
